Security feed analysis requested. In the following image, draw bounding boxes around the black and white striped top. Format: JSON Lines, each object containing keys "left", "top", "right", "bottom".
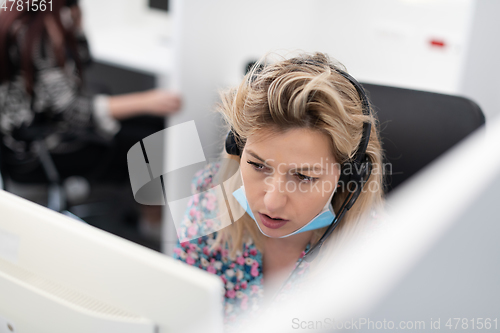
{"left": 0, "top": 26, "right": 118, "bottom": 154}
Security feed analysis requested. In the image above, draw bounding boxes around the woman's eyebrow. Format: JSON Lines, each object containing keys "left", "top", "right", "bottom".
{"left": 292, "top": 165, "right": 325, "bottom": 172}
{"left": 246, "top": 149, "right": 267, "bottom": 163}
{"left": 246, "top": 149, "right": 326, "bottom": 172}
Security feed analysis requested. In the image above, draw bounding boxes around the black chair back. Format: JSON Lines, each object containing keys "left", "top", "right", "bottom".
{"left": 362, "top": 83, "right": 485, "bottom": 194}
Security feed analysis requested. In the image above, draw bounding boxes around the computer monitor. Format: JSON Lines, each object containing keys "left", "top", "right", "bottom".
{"left": 0, "top": 190, "right": 223, "bottom": 333}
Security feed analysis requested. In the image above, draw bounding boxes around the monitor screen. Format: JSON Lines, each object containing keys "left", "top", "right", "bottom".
{"left": 0, "top": 190, "right": 223, "bottom": 333}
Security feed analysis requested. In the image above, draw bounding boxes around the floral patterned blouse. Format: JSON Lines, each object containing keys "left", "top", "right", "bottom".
{"left": 172, "top": 162, "right": 311, "bottom": 328}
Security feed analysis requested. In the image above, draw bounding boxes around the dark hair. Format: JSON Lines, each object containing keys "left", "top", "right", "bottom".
{"left": 0, "top": 0, "right": 83, "bottom": 95}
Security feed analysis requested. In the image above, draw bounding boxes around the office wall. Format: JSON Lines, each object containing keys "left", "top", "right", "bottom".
{"left": 167, "top": 0, "right": 475, "bottom": 152}
{"left": 80, "top": 0, "right": 170, "bottom": 33}
{"left": 80, "top": 0, "right": 498, "bottom": 121}
{"left": 459, "top": 0, "right": 500, "bottom": 121}
{"left": 170, "top": 0, "right": 473, "bottom": 93}
{"left": 80, "top": 0, "right": 172, "bottom": 76}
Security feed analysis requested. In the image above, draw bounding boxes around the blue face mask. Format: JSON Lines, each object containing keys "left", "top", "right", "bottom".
{"left": 232, "top": 186, "right": 336, "bottom": 238}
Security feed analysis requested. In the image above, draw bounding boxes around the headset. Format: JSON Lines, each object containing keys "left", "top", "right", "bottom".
{"left": 225, "top": 62, "right": 373, "bottom": 269}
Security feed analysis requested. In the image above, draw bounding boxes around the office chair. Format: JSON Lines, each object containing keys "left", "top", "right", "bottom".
{"left": 361, "top": 83, "right": 485, "bottom": 194}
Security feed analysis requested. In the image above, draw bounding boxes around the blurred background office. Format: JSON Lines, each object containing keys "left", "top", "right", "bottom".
{"left": 1, "top": 0, "right": 499, "bottom": 253}
{"left": 0, "top": 0, "right": 181, "bottom": 251}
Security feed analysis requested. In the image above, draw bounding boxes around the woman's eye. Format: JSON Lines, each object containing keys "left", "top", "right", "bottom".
{"left": 294, "top": 173, "right": 318, "bottom": 183}
{"left": 247, "top": 160, "right": 268, "bottom": 172}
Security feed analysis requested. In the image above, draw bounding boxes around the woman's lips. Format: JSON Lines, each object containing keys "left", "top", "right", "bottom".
{"left": 258, "top": 213, "right": 289, "bottom": 229}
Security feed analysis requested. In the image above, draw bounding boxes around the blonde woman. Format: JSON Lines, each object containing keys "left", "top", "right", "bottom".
{"left": 173, "top": 52, "right": 384, "bottom": 328}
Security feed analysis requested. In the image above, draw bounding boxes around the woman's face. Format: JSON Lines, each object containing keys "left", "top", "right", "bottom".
{"left": 240, "top": 127, "right": 340, "bottom": 238}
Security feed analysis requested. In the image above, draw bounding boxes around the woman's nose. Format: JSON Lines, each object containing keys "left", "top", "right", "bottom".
{"left": 263, "top": 175, "right": 287, "bottom": 212}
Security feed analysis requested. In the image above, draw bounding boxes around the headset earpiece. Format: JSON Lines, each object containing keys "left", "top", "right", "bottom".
{"left": 339, "top": 156, "right": 372, "bottom": 188}
{"left": 337, "top": 117, "right": 372, "bottom": 205}
{"left": 225, "top": 130, "right": 241, "bottom": 156}
{"left": 340, "top": 156, "right": 372, "bottom": 210}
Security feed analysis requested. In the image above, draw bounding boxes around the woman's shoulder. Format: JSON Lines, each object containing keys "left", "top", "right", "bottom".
{"left": 173, "top": 232, "right": 264, "bottom": 288}
{"left": 191, "top": 161, "right": 221, "bottom": 194}
{"left": 173, "top": 232, "right": 265, "bottom": 320}
{"left": 173, "top": 231, "right": 221, "bottom": 267}
{"left": 174, "top": 162, "right": 223, "bottom": 242}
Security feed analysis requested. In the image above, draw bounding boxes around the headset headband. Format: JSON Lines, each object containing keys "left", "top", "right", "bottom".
{"left": 331, "top": 67, "right": 372, "bottom": 165}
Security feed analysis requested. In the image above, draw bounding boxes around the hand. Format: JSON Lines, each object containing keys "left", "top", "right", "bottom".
{"left": 141, "top": 90, "right": 182, "bottom": 115}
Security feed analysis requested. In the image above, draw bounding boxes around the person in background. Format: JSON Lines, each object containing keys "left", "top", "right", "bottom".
{"left": 173, "top": 52, "right": 384, "bottom": 330}
{"left": 0, "top": 0, "right": 180, "bottom": 239}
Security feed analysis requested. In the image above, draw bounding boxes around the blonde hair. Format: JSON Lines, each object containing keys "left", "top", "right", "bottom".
{"left": 213, "top": 52, "right": 384, "bottom": 259}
